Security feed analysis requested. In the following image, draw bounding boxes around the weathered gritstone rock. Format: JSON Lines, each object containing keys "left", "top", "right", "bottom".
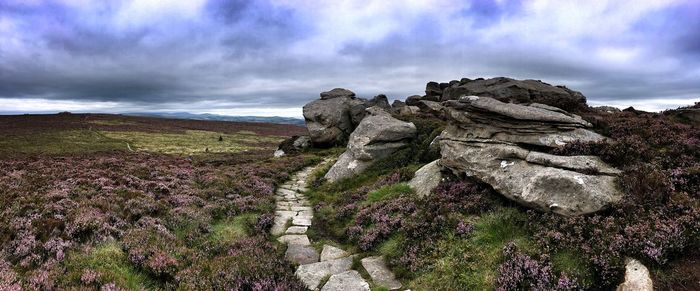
{"left": 408, "top": 160, "right": 444, "bottom": 197}
{"left": 325, "top": 107, "right": 416, "bottom": 182}
{"left": 617, "top": 258, "right": 653, "bottom": 291}
{"left": 440, "top": 96, "right": 623, "bottom": 216}
{"left": 303, "top": 89, "right": 365, "bottom": 146}
{"left": 321, "top": 270, "right": 371, "bottom": 291}
{"left": 285, "top": 244, "right": 319, "bottom": 265}
{"left": 320, "top": 245, "right": 350, "bottom": 261}
{"left": 361, "top": 256, "right": 403, "bottom": 290}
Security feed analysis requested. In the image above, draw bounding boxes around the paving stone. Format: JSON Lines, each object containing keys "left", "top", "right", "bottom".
{"left": 271, "top": 211, "right": 295, "bottom": 235}
{"left": 292, "top": 216, "right": 312, "bottom": 226}
{"left": 295, "top": 256, "right": 355, "bottom": 290}
{"left": 321, "top": 270, "right": 370, "bottom": 291}
{"left": 361, "top": 256, "right": 402, "bottom": 290}
{"left": 291, "top": 206, "right": 313, "bottom": 212}
{"left": 277, "top": 234, "right": 310, "bottom": 246}
{"left": 286, "top": 244, "right": 319, "bottom": 265}
{"left": 320, "top": 245, "right": 350, "bottom": 261}
{"left": 286, "top": 226, "right": 308, "bottom": 234}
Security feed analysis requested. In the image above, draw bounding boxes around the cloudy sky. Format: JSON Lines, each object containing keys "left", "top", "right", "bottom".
{"left": 1, "top": 0, "right": 699, "bottom": 116}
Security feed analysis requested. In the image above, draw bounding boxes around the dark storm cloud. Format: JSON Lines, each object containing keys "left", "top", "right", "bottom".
{"left": 0, "top": 0, "right": 699, "bottom": 115}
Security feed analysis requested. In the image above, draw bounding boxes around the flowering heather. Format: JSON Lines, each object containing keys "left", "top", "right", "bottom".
{"left": 0, "top": 149, "right": 316, "bottom": 289}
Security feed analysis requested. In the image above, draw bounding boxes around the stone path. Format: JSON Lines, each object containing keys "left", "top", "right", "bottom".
{"left": 272, "top": 160, "right": 403, "bottom": 290}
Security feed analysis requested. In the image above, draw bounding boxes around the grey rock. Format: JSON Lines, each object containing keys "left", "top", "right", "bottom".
{"left": 425, "top": 81, "right": 442, "bottom": 101}
{"left": 320, "top": 245, "right": 350, "bottom": 261}
{"left": 325, "top": 108, "right": 416, "bottom": 182}
{"left": 442, "top": 96, "right": 604, "bottom": 148}
{"left": 593, "top": 106, "right": 622, "bottom": 113}
{"left": 408, "top": 160, "right": 443, "bottom": 197}
{"left": 321, "top": 270, "right": 370, "bottom": 291}
{"left": 277, "top": 234, "right": 311, "bottom": 245}
{"left": 303, "top": 93, "right": 365, "bottom": 147}
{"left": 273, "top": 149, "right": 285, "bottom": 157}
{"left": 285, "top": 244, "right": 319, "bottom": 265}
{"left": 440, "top": 77, "right": 587, "bottom": 111}
{"left": 360, "top": 256, "right": 402, "bottom": 290}
{"left": 285, "top": 226, "right": 308, "bottom": 234}
{"left": 321, "top": 88, "right": 355, "bottom": 100}
{"left": 416, "top": 100, "right": 445, "bottom": 119}
{"left": 617, "top": 258, "right": 653, "bottom": 291}
{"left": 439, "top": 95, "right": 623, "bottom": 216}
{"left": 405, "top": 95, "right": 422, "bottom": 106}
{"left": 292, "top": 216, "right": 312, "bottom": 226}
{"left": 439, "top": 140, "right": 623, "bottom": 216}
{"left": 367, "top": 94, "right": 391, "bottom": 110}
{"left": 276, "top": 135, "right": 312, "bottom": 156}
{"left": 295, "top": 256, "right": 355, "bottom": 290}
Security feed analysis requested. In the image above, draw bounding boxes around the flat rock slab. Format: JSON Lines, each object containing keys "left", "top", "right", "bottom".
{"left": 285, "top": 226, "right": 308, "bottom": 234}
{"left": 321, "top": 270, "right": 370, "bottom": 291}
{"left": 277, "top": 235, "right": 310, "bottom": 246}
{"left": 285, "top": 244, "right": 319, "bottom": 265}
{"left": 295, "top": 256, "right": 355, "bottom": 290}
{"left": 320, "top": 245, "right": 350, "bottom": 261}
{"left": 361, "top": 256, "right": 402, "bottom": 290}
{"left": 292, "top": 216, "right": 312, "bottom": 226}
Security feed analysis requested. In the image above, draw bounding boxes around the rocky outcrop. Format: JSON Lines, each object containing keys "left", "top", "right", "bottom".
{"left": 408, "top": 160, "right": 444, "bottom": 197}
{"left": 616, "top": 259, "right": 653, "bottom": 291}
{"left": 303, "top": 88, "right": 366, "bottom": 147}
{"left": 325, "top": 107, "right": 416, "bottom": 182}
{"left": 439, "top": 96, "right": 622, "bottom": 216}
{"left": 419, "top": 77, "right": 587, "bottom": 112}
{"left": 275, "top": 135, "right": 311, "bottom": 157}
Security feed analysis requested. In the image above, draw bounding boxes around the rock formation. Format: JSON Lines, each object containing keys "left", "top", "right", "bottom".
{"left": 439, "top": 96, "right": 623, "bottom": 216}
{"left": 420, "top": 77, "right": 587, "bottom": 112}
{"left": 303, "top": 88, "right": 365, "bottom": 147}
{"left": 325, "top": 107, "right": 416, "bottom": 182}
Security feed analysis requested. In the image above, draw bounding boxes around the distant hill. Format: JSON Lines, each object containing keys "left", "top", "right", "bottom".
{"left": 124, "top": 112, "right": 306, "bottom": 126}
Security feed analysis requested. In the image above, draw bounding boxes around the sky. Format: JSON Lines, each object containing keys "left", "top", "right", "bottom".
{"left": 1, "top": 0, "right": 699, "bottom": 117}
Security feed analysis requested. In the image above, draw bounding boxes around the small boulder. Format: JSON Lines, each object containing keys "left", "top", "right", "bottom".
{"left": 320, "top": 245, "right": 350, "bottom": 261}
{"left": 325, "top": 108, "right": 416, "bottom": 182}
{"left": 616, "top": 258, "right": 653, "bottom": 291}
{"left": 303, "top": 89, "right": 365, "bottom": 147}
{"left": 408, "top": 160, "right": 443, "bottom": 197}
{"left": 360, "top": 256, "right": 402, "bottom": 290}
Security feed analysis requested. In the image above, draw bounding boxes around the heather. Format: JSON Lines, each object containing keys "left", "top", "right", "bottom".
{"left": 305, "top": 110, "right": 700, "bottom": 289}
{"left": 0, "top": 148, "right": 317, "bottom": 289}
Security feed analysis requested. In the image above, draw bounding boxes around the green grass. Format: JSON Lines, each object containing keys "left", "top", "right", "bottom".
{"left": 551, "top": 249, "right": 594, "bottom": 288}
{"left": 101, "top": 130, "right": 283, "bottom": 155}
{"left": 0, "top": 130, "right": 125, "bottom": 155}
{"left": 62, "top": 242, "right": 155, "bottom": 289}
{"left": 408, "top": 207, "right": 534, "bottom": 290}
{"left": 207, "top": 214, "right": 256, "bottom": 246}
{"left": 365, "top": 183, "right": 413, "bottom": 203}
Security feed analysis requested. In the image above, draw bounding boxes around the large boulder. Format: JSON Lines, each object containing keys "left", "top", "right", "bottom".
{"left": 303, "top": 88, "right": 365, "bottom": 147}
{"left": 424, "top": 77, "right": 586, "bottom": 112}
{"left": 325, "top": 107, "right": 416, "bottom": 182}
{"left": 439, "top": 96, "right": 622, "bottom": 216}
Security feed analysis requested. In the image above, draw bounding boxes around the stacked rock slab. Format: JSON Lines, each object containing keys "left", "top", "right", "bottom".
{"left": 439, "top": 96, "right": 623, "bottom": 216}
{"left": 325, "top": 107, "right": 417, "bottom": 182}
{"left": 419, "top": 77, "right": 587, "bottom": 112}
{"left": 303, "top": 88, "right": 366, "bottom": 147}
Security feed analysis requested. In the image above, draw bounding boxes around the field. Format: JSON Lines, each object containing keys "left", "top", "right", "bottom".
{"left": 0, "top": 113, "right": 318, "bottom": 289}
{"left": 1, "top": 110, "right": 698, "bottom": 290}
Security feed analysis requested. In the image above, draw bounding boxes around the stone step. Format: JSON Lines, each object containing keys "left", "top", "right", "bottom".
{"left": 285, "top": 244, "right": 319, "bottom": 265}
{"left": 321, "top": 270, "right": 370, "bottom": 291}
{"left": 361, "top": 256, "right": 402, "bottom": 290}
{"left": 285, "top": 226, "right": 308, "bottom": 234}
{"left": 320, "top": 245, "right": 350, "bottom": 261}
{"left": 277, "top": 234, "right": 311, "bottom": 246}
{"left": 295, "top": 255, "right": 355, "bottom": 290}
